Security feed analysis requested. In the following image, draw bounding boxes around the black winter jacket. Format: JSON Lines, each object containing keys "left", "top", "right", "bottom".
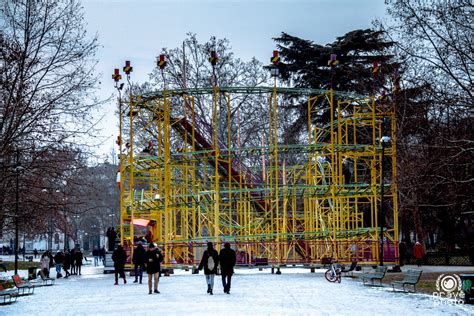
{"left": 133, "top": 244, "right": 146, "bottom": 266}
{"left": 112, "top": 247, "right": 127, "bottom": 268}
{"left": 219, "top": 247, "right": 236, "bottom": 275}
{"left": 198, "top": 248, "right": 219, "bottom": 275}
{"left": 145, "top": 249, "right": 163, "bottom": 274}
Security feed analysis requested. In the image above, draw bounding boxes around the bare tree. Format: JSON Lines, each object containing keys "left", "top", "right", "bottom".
{"left": 0, "top": 0, "right": 102, "bottom": 154}
{"left": 147, "top": 33, "right": 270, "bottom": 149}
{"left": 0, "top": 0, "right": 102, "bottom": 237}
{"left": 378, "top": 0, "right": 473, "bottom": 250}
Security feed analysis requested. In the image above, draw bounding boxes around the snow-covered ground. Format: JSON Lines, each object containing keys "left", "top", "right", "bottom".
{"left": 1, "top": 263, "right": 473, "bottom": 316}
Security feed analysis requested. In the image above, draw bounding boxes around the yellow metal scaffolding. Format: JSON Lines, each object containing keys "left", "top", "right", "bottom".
{"left": 117, "top": 86, "right": 398, "bottom": 269}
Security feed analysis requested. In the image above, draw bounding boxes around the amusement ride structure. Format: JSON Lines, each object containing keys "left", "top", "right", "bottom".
{"left": 112, "top": 52, "right": 398, "bottom": 272}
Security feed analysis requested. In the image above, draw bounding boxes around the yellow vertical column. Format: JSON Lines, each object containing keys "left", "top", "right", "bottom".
{"left": 267, "top": 94, "right": 274, "bottom": 265}
{"left": 190, "top": 96, "right": 197, "bottom": 267}
{"left": 272, "top": 86, "right": 280, "bottom": 268}
{"left": 156, "top": 101, "right": 164, "bottom": 244}
{"left": 236, "top": 109, "right": 243, "bottom": 239}
{"left": 212, "top": 86, "right": 220, "bottom": 243}
{"left": 306, "top": 96, "right": 312, "bottom": 263}
{"left": 226, "top": 93, "right": 232, "bottom": 239}
{"left": 336, "top": 100, "right": 343, "bottom": 253}
{"left": 163, "top": 89, "right": 172, "bottom": 266}
{"left": 329, "top": 89, "right": 337, "bottom": 257}
{"left": 116, "top": 83, "right": 124, "bottom": 248}
{"left": 370, "top": 96, "right": 379, "bottom": 263}
{"left": 128, "top": 85, "right": 135, "bottom": 251}
{"left": 391, "top": 106, "right": 399, "bottom": 248}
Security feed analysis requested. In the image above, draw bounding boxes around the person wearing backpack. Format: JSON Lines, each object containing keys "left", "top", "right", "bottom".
{"left": 219, "top": 242, "right": 236, "bottom": 294}
{"left": 198, "top": 242, "right": 219, "bottom": 295}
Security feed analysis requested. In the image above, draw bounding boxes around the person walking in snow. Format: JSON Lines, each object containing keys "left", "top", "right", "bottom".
{"left": 54, "top": 250, "right": 64, "bottom": 278}
{"left": 63, "top": 250, "right": 71, "bottom": 278}
{"left": 413, "top": 242, "right": 424, "bottom": 267}
{"left": 75, "top": 248, "right": 84, "bottom": 275}
{"left": 100, "top": 246, "right": 106, "bottom": 264}
{"left": 144, "top": 243, "right": 163, "bottom": 294}
{"left": 40, "top": 251, "right": 51, "bottom": 278}
{"left": 92, "top": 246, "right": 100, "bottom": 266}
{"left": 198, "top": 242, "right": 219, "bottom": 295}
{"left": 133, "top": 242, "right": 146, "bottom": 284}
{"left": 70, "top": 248, "right": 76, "bottom": 275}
{"left": 112, "top": 244, "right": 127, "bottom": 285}
{"left": 219, "top": 242, "right": 236, "bottom": 294}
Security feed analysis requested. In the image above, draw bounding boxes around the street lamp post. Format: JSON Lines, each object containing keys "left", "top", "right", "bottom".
{"left": 42, "top": 188, "right": 59, "bottom": 250}
{"left": 14, "top": 148, "right": 21, "bottom": 275}
{"left": 109, "top": 213, "right": 115, "bottom": 228}
{"left": 91, "top": 224, "right": 97, "bottom": 248}
{"left": 379, "top": 134, "right": 391, "bottom": 266}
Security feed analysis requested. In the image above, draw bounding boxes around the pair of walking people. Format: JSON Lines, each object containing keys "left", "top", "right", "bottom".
{"left": 115, "top": 242, "right": 163, "bottom": 294}
{"left": 198, "top": 242, "right": 236, "bottom": 295}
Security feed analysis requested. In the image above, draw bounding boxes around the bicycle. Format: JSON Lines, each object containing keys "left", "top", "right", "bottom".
{"left": 324, "top": 258, "right": 342, "bottom": 283}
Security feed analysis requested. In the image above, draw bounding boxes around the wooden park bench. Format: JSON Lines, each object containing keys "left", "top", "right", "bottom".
{"left": 391, "top": 269, "right": 423, "bottom": 293}
{"left": 361, "top": 266, "right": 388, "bottom": 286}
{"left": 12, "top": 275, "right": 35, "bottom": 295}
{"left": 0, "top": 283, "right": 18, "bottom": 305}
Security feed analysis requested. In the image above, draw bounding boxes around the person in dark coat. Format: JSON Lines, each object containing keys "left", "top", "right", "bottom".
{"left": 107, "top": 228, "right": 117, "bottom": 251}
{"left": 219, "top": 242, "right": 236, "bottom": 294}
{"left": 70, "top": 248, "right": 76, "bottom": 275}
{"left": 133, "top": 242, "right": 146, "bottom": 284}
{"left": 63, "top": 250, "right": 71, "bottom": 278}
{"left": 54, "top": 250, "right": 64, "bottom": 278}
{"left": 112, "top": 245, "right": 127, "bottom": 285}
{"left": 75, "top": 248, "right": 83, "bottom": 275}
{"left": 198, "top": 242, "right": 219, "bottom": 295}
{"left": 92, "top": 246, "right": 100, "bottom": 266}
{"left": 144, "top": 243, "right": 163, "bottom": 294}
{"left": 100, "top": 246, "right": 106, "bottom": 264}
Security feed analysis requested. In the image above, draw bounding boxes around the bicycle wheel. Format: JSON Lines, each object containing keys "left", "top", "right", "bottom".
{"left": 325, "top": 269, "right": 337, "bottom": 282}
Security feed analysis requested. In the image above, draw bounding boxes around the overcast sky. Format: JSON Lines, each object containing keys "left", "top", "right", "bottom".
{"left": 82, "top": 0, "right": 388, "bottom": 158}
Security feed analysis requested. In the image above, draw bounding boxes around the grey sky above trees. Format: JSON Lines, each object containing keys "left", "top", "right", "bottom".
{"left": 82, "top": 0, "right": 387, "bottom": 157}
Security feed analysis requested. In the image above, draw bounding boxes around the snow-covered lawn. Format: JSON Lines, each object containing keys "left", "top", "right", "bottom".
{"left": 1, "top": 265, "right": 472, "bottom": 315}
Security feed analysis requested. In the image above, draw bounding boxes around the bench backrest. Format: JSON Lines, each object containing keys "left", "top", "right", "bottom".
{"left": 375, "top": 266, "right": 388, "bottom": 274}
{"left": 12, "top": 275, "right": 23, "bottom": 286}
{"left": 404, "top": 269, "right": 422, "bottom": 282}
{"left": 366, "top": 266, "right": 387, "bottom": 278}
